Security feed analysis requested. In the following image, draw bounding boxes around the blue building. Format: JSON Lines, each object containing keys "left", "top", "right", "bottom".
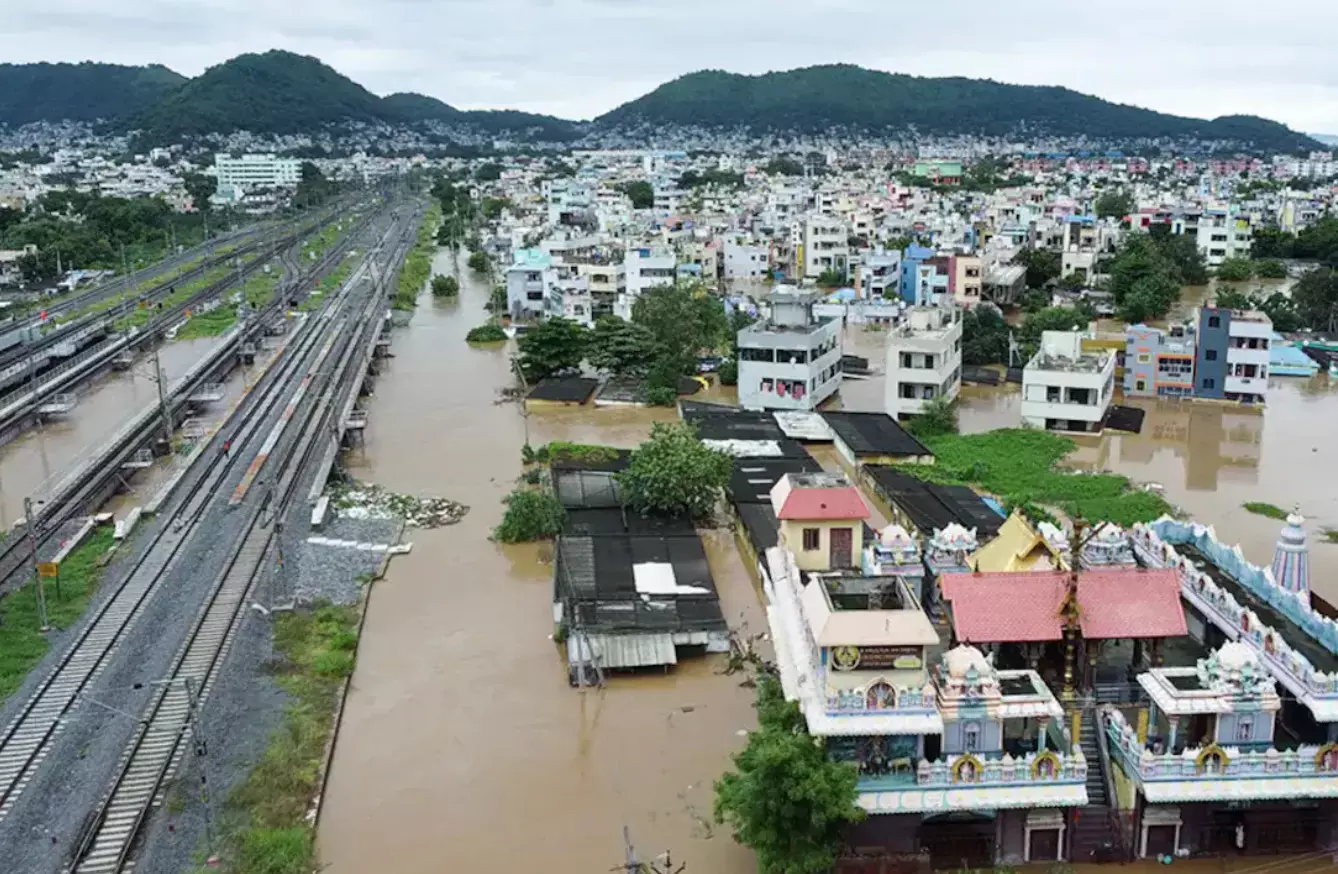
{"left": 899, "top": 243, "right": 940, "bottom": 305}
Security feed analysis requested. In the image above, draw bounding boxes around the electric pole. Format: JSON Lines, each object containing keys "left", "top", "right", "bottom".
{"left": 24, "top": 496, "right": 49, "bottom": 631}
{"left": 184, "top": 676, "right": 216, "bottom": 856}
{"left": 153, "top": 347, "right": 173, "bottom": 453}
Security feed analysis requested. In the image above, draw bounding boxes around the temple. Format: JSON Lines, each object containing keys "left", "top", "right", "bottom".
{"left": 760, "top": 467, "right": 1338, "bottom": 869}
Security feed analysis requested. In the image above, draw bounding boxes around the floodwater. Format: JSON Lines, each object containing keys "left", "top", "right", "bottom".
{"left": 0, "top": 337, "right": 258, "bottom": 529}
{"left": 318, "top": 249, "right": 762, "bottom": 874}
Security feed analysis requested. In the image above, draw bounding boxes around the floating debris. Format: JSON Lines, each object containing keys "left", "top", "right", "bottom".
{"left": 328, "top": 481, "right": 468, "bottom": 528}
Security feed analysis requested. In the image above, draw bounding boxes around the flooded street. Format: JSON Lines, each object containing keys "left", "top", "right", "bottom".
{"left": 318, "top": 250, "right": 761, "bottom": 874}
{"left": 0, "top": 336, "right": 254, "bottom": 528}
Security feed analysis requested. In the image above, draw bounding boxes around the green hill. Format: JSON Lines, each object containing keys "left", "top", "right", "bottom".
{"left": 132, "top": 50, "right": 387, "bottom": 138}
{"left": 381, "top": 92, "right": 460, "bottom": 122}
{"left": 0, "top": 62, "right": 185, "bottom": 126}
{"left": 594, "top": 65, "right": 1318, "bottom": 151}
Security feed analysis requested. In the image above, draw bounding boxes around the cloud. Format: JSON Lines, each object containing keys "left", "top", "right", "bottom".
{"left": 2, "top": 0, "right": 1335, "bottom": 131}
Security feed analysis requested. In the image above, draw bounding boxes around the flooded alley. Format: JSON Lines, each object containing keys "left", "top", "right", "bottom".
{"left": 317, "top": 250, "right": 762, "bottom": 874}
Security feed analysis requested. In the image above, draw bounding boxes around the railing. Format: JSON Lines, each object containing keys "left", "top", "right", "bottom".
{"left": 1132, "top": 520, "right": 1338, "bottom": 705}
{"left": 914, "top": 748, "right": 1087, "bottom": 788}
{"left": 1105, "top": 708, "right": 1338, "bottom": 783}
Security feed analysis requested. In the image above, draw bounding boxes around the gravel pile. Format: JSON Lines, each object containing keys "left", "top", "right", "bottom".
{"left": 328, "top": 480, "right": 468, "bottom": 528}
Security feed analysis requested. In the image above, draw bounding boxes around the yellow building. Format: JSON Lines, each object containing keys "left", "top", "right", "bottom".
{"left": 967, "top": 511, "right": 1067, "bottom": 573}
{"left": 770, "top": 472, "right": 871, "bottom": 572}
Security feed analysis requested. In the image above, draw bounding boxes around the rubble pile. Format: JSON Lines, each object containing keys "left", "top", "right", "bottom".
{"left": 330, "top": 481, "right": 469, "bottom": 528}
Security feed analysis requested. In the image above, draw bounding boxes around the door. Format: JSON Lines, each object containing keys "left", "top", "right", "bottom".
{"left": 830, "top": 527, "right": 853, "bottom": 568}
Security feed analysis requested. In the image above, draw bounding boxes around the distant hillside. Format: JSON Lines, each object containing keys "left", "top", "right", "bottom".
{"left": 595, "top": 65, "right": 1319, "bottom": 151}
{"left": 1311, "top": 133, "right": 1338, "bottom": 146}
{"left": 0, "top": 62, "right": 185, "bottom": 126}
{"left": 381, "top": 92, "right": 460, "bottom": 122}
{"left": 132, "top": 51, "right": 388, "bottom": 138}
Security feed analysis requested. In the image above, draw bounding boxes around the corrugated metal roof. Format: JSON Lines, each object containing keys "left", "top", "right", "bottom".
{"left": 567, "top": 633, "right": 678, "bottom": 669}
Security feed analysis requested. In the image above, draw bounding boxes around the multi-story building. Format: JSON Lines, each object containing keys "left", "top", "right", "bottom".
{"left": 884, "top": 306, "right": 963, "bottom": 419}
{"left": 857, "top": 248, "right": 902, "bottom": 299}
{"left": 737, "top": 289, "right": 842, "bottom": 411}
{"left": 800, "top": 216, "right": 849, "bottom": 281}
{"left": 721, "top": 237, "right": 771, "bottom": 282}
{"left": 504, "top": 249, "right": 592, "bottom": 325}
{"left": 621, "top": 245, "right": 675, "bottom": 319}
{"left": 899, "top": 243, "right": 945, "bottom": 305}
{"left": 1124, "top": 322, "right": 1198, "bottom": 399}
{"left": 1194, "top": 305, "right": 1271, "bottom": 405}
{"left": 576, "top": 261, "right": 624, "bottom": 320}
{"left": 212, "top": 153, "right": 301, "bottom": 191}
{"left": 1021, "top": 330, "right": 1116, "bottom": 432}
{"left": 948, "top": 253, "right": 983, "bottom": 308}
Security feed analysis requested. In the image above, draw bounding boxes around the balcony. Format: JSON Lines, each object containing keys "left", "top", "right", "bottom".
{"left": 1105, "top": 709, "right": 1338, "bottom": 803}
{"left": 857, "top": 749, "right": 1089, "bottom": 814}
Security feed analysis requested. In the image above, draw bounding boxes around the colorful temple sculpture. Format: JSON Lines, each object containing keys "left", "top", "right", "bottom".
{"left": 862, "top": 522, "right": 926, "bottom": 601}
{"left": 1270, "top": 510, "right": 1310, "bottom": 599}
{"left": 1081, "top": 522, "right": 1138, "bottom": 568}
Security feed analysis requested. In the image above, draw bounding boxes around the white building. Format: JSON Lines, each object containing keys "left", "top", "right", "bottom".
{"left": 737, "top": 289, "right": 843, "bottom": 411}
{"left": 722, "top": 237, "right": 771, "bottom": 282}
{"left": 213, "top": 154, "right": 302, "bottom": 191}
{"left": 800, "top": 216, "right": 849, "bottom": 281}
{"left": 1021, "top": 330, "right": 1116, "bottom": 433}
{"left": 504, "top": 248, "right": 593, "bottom": 326}
{"left": 884, "top": 306, "right": 963, "bottom": 419}
{"left": 1225, "top": 309, "right": 1273, "bottom": 404}
{"left": 857, "top": 248, "right": 902, "bottom": 299}
{"left": 620, "top": 245, "right": 675, "bottom": 319}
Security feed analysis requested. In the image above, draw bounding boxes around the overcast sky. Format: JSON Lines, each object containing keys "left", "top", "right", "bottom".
{"left": 4, "top": 0, "right": 1336, "bottom": 133}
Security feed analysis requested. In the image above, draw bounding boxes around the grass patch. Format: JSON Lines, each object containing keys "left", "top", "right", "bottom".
{"left": 522, "top": 441, "right": 620, "bottom": 465}
{"left": 1321, "top": 529, "right": 1338, "bottom": 544}
{"left": 1242, "top": 502, "right": 1289, "bottom": 520}
{"left": 393, "top": 203, "right": 442, "bottom": 312}
{"left": 903, "top": 429, "right": 1173, "bottom": 527}
{"left": 0, "top": 526, "right": 115, "bottom": 706}
{"left": 204, "top": 603, "right": 358, "bottom": 874}
{"left": 175, "top": 303, "right": 239, "bottom": 340}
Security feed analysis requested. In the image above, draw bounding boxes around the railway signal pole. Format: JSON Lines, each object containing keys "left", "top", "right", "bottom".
{"left": 24, "top": 496, "right": 49, "bottom": 631}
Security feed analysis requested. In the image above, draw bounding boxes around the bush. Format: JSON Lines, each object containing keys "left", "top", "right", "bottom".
{"left": 466, "top": 322, "right": 507, "bottom": 343}
{"left": 312, "top": 650, "right": 354, "bottom": 678}
{"left": 431, "top": 274, "right": 459, "bottom": 297}
{"left": 493, "top": 487, "right": 566, "bottom": 542}
{"left": 718, "top": 358, "right": 738, "bottom": 386}
{"left": 239, "top": 826, "right": 312, "bottom": 874}
{"left": 1216, "top": 257, "right": 1254, "bottom": 282}
{"left": 618, "top": 422, "right": 732, "bottom": 518}
{"left": 906, "top": 397, "right": 958, "bottom": 438}
{"left": 647, "top": 385, "right": 678, "bottom": 406}
{"left": 1254, "top": 259, "right": 1288, "bottom": 279}
{"left": 467, "top": 250, "right": 491, "bottom": 274}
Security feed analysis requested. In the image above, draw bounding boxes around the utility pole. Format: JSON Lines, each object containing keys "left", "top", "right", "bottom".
{"left": 24, "top": 496, "right": 49, "bottom": 631}
{"left": 153, "top": 347, "right": 173, "bottom": 453}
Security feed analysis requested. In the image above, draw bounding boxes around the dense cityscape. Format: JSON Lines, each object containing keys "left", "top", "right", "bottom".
{"left": 0, "top": 41, "right": 1337, "bottom": 874}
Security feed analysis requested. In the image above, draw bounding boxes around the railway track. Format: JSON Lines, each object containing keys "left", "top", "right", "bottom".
{"left": 64, "top": 210, "right": 416, "bottom": 874}
{"left": 0, "top": 205, "right": 386, "bottom": 604}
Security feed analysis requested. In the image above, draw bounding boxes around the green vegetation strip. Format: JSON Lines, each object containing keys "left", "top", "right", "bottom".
{"left": 1242, "top": 502, "right": 1289, "bottom": 520}
{"left": 174, "top": 268, "right": 283, "bottom": 340}
{"left": 901, "top": 429, "right": 1172, "bottom": 527}
{"left": 203, "top": 604, "right": 358, "bottom": 874}
{"left": 393, "top": 204, "right": 442, "bottom": 312}
{"left": 465, "top": 322, "right": 506, "bottom": 343}
{"left": 0, "top": 526, "right": 115, "bottom": 706}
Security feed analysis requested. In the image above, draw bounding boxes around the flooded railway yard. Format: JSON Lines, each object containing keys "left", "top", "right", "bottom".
{"left": 315, "top": 251, "right": 1338, "bottom": 873}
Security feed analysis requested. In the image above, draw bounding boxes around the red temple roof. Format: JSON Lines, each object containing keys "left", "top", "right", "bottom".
{"left": 940, "top": 568, "right": 1186, "bottom": 643}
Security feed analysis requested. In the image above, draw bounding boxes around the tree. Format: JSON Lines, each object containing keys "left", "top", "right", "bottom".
{"left": 714, "top": 675, "right": 863, "bottom": 874}
{"left": 431, "top": 275, "right": 459, "bottom": 297}
{"left": 1058, "top": 272, "right": 1087, "bottom": 291}
{"left": 632, "top": 284, "right": 728, "bottom": 378}
{"left": 1216, "top": 257, "right": 1254, "bottom": 282}
{"left": 618, "top": 180, "right": 654, "bottom": 209}
{"left": 763, "top": 156, "right": 805, "bottom": 176}
{"left": 1213, "top": 287, "right": 1253, "bottom": 311}
{"left": 1254, "top": 259, "right": 1288, "bottom": 279}
{"left": 961, "top": 306, "right": 1010, "bottom": 366}
{"left": 294, "top": 161, "right": 335, "bottom": 208}
{"left": 907, "top": 396, "right": 958, "bottom": 438}
{"left": 1018, "top": 307, "right": 1089, "bottom": 356}
{"left": 815, "top": 268, "right": 846, "bottom": 287}
{"left": 181, "top": 172, "right": 217, "bottom": 213}
{"left": 1258, "top": 291, "right": 1301, "bottom": 332}
{"left": 1012, "top": 247, "right": 1061, "bottom": 289}
{"left": 1147, "top": 225, "right": 1208, "bottom": 285}
{"left": 473, "top": 162, "right": 503, "bottom": 182}
{"left": 480, "top": 196, "right": 510, "bottom": 220}
{"left": 515, "top": 317, "right": 588, "bottom": 382}
{"left": 467, "top": 250, "right": 490, "bottom": 274}
{"left": 1109, "top": 234, "right": 1182, "bottom": 321}
{"left": 1252, "top": 227, "right": 1295, "bottom": 260}
{"left": 493, "top": 487, "right": 565, "bottom": 542}
{"left": 1120, "top": 275, "right": 1180, "bottom": 324}
{"left": 618, "top": 422, "right": 731, "bottom": 518}
{"left": 1293, "top": 268, "right": 1338, "bottom": 334}
{"left": 1094, "top": 188, "right": 1134, "bottom": 220}
{"left": 586, "top": 316, "right": 656, "bottom": 376}
{"left": 466, "top": 322, "right": 507, "bottom": 342}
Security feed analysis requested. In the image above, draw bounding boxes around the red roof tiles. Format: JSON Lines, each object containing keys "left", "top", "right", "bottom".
{"left": 774, "top": 485, "right": 870, "bottom": 521}
{"left": 940, "top": 568, "right": 1186, "bottom": 643}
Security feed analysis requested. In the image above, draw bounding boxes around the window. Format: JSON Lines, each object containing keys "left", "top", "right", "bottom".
{"left": 964, "top": 722, "right": 980, "bottom": 752}
{"left": 1236, "top": 716, "right": 1254, "bottom": 742}
{"left": 802, "top": 528, "right": 821, "bottom": 551}
{"left": 1203, "top": 377, "right": 1216, "bottom": 389}
{"left": 1208, "top": 315, "right": 1221, "bottom": 328}
{"left": 1136, "top": 380, "right": 1147, "bottom": 392}
{"left": 1205, "top": 349, "right": 1217, "bottom": 361}
{"left": 1137, "top": 353, "right": 1151, "bottom": 364}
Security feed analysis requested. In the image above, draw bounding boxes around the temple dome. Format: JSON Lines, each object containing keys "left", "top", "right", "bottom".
{"left": 1215, "top": 640, "right": 1257, "bottom": 672}
{"left": 943, "top": 644, "right": 992, "bottom": 679}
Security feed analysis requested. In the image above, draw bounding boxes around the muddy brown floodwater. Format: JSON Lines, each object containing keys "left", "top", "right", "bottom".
{"left": 318, "top": 250, "right": 762, "bottom": 874}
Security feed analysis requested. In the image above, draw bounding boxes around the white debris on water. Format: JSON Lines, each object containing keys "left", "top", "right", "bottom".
{"left": 328, "top": 481, "right": 469, "bottom": 528}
